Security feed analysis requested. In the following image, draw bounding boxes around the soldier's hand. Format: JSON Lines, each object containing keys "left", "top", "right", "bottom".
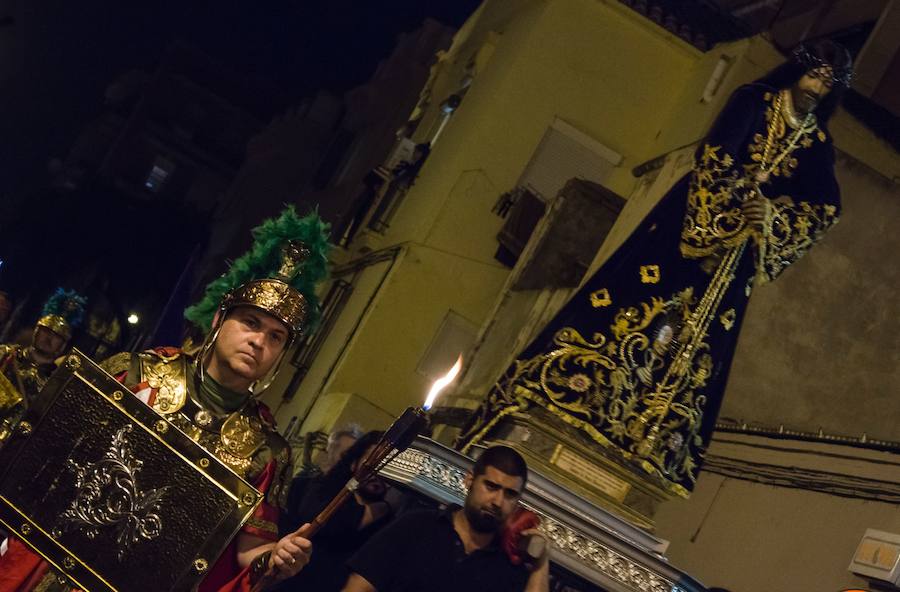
{"left": 741, "top": 195, "right": 771, "bottom": 232}
{"left": 269, "top": 523, "right": 313, "bottom": 580}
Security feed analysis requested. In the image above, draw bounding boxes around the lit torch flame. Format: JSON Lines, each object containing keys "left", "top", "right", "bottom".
{"left": 423, "top": 355, "right": 462, "bottom": 410}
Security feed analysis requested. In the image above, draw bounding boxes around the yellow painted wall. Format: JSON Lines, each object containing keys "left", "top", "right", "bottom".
{"left": 315, "top": 0, "right": 709, "bottom": 420}
{"left": 290, "top": 0, "right": 900, "bottom": 442}
{"left": 325, "top": 242, "right": 508, "bottom": 415}
{"left": 384, "top": 0, "right": 549, "bottom": 258}
{"left": 300, "top": 392, "right": 395, "bottom": 435}
{"left": 270, "top": 253, "right": 403, "bottom": 427}
{"left": 385, "top": 0, "right": 701, "bottom": 259}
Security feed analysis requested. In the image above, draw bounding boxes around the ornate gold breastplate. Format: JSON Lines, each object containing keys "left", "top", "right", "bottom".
{"left": 174, "top": 401, "right": 268, "bottom": 477}
{"left": 137, "top": 353, "right": 267, "bottom": 478}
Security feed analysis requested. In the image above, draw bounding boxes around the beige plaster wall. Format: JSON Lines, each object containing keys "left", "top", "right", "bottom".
{"left": 723, "top": 153, "right": 900, "bottom": 440}
{"left": 655, "top": 434, "right": 900, "bottom": 591}
{"left": 387, "top": 0, "right": 699, "bottom": 259}
{"left": 324, "top": 242, "right": 509, "bottom": 416}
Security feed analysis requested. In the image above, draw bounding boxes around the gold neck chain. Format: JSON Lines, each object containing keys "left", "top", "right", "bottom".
{"left": 759, "top": 90, "right": 816, "bottom": 177}
{"left": 780, "top": 89, "right": 807, "bottom": 129}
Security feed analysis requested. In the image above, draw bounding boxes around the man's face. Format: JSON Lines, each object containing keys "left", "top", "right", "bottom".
{"left": 352, "top": 445, "right": 388, "bottom": 502}
{"left": 32, "top": 326, "right": 67, "bottom": 358}
{"left": 212, "top": 306, "right": 289, "bottom": 383}
{"left": 328, "top": 434, "right": 357, "bottom": 466}
{"left": 463, "top": 466, "right": 523, "bottom": 534}
{"left": 357, "top": 475, "right": 388, "bottom": 502}
{"left": 791, "top": 66, "right": 833, "bottom": 115}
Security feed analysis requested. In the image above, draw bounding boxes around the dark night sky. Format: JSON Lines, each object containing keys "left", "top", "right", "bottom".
{"left": 0, "top": 0, "right": 480, "bottom": 196}
{"left": 0, "top": 0, "right": 480, "bottom": 338}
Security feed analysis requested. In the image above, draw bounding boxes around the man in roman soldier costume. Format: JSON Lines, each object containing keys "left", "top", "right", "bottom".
{"left": 0, "top": 288, "right": 87, "bottom": 442}
{"left": 0, "top": 207, "right": 331, "bottom": 592}
{"left": 458, "top": 40, "right": 853, "bottom": 499}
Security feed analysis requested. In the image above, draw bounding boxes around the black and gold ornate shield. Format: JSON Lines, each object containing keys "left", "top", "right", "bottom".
{"left": 0, "top": 349, "right": 263, "bottom": 592}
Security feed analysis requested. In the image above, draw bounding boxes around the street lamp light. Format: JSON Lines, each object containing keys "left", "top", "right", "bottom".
{"left": 127, "top": 313, "right": 139, "bottom": 325}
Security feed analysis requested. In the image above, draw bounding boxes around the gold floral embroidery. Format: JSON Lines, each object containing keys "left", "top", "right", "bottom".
{"left": 463, "top": 90, "right": 839, "bottom": 494}
{"left": 611, "top": 297, "right": 666, "bottom": 340}
{"left": 719, "top": 308, "right": 736, "bottom": 331}
{"left": 680, "top": 145, "right": 749, "bottom": 258}
{"left": 486, "top": 310, "right": 712, "bottom": 492}
{"left": 748, "top": 131, "right": 798, "bottom": 179}
{"left": 461, "top": 241, "right": 749, "bottom": 495}
{"left": 640, "top": 265, "right": 661, "bottom": 284}
{"left": 760, "top": 197, "right": 839, "bottom": 281}
{"left": 682, "top": 91, "right": 822, "bottom": 259}
{"left": 567, "top": 373, "right": 592, "bottom": 393}
{"left": 590, "top": 288, "right": 612, "bottom": 308}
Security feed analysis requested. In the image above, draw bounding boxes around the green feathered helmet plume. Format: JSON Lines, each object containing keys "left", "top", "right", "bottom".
{"left": 184, "top": 206, "right": 331, "bottom": 341}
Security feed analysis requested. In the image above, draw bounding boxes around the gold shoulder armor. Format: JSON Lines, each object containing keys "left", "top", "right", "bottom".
{"left": 138, "top": 350, "right": 189, "bottom": 414}
{"left": 99, "top": 351, "right": 134, "bottom": 377}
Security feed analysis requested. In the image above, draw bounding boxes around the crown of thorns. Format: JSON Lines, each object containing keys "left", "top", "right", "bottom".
{"left": 791, "top": 45, "right": 854, "bottom": 87}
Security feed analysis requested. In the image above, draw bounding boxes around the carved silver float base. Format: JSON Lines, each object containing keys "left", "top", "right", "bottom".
{"left": 384, "top": 439, "right": 704, "bottom": 592}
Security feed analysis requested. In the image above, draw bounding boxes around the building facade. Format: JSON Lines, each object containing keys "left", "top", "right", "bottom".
{"left": 263, "top": 2, "right": 900, "bottom": 589}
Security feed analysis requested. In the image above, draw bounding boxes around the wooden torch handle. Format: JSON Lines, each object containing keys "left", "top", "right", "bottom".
{"left": 248, "top": 486, "right": 355, "bottom": 592}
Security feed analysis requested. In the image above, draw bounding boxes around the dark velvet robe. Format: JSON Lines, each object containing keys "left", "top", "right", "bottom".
{"left": 459, "top": 84, "right": 842, "bottom": 495}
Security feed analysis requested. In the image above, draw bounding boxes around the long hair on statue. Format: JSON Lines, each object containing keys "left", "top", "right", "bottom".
{"left": 754, "top": 38, "right": 853, "bottom": 127}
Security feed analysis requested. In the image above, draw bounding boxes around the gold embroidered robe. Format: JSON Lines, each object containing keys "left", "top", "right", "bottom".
{"left": 459, "top": 84, "right": 841, "bottom": 495}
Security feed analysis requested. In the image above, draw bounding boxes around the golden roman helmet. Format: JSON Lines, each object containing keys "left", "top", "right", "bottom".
{"left": 185, "top": 208, "right": 330, "bottom": 394}
{"left": 185, "top": 207, "right": 331, "bottom": 347}
{"left": 36, "top": 314, "right": 71, "bottom": 341}
{"left": 220, "top": 241, "right": 312, "bottom": 339}
{"left": 35, "top": 289, "right": 89, "bottom": 342}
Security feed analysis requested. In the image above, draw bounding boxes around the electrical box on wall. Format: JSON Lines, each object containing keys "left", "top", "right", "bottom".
{"left": 849, "top": 529, "right": 900, "bottom": 587}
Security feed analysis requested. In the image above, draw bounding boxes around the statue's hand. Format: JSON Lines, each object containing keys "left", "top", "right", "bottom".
{"left": 741, "top": 194, "right": 771, "bottom": 234}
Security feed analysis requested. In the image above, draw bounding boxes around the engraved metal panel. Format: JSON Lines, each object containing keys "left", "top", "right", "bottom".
{"left": 0, "top": 350, "right": 263, "bottom": 592}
